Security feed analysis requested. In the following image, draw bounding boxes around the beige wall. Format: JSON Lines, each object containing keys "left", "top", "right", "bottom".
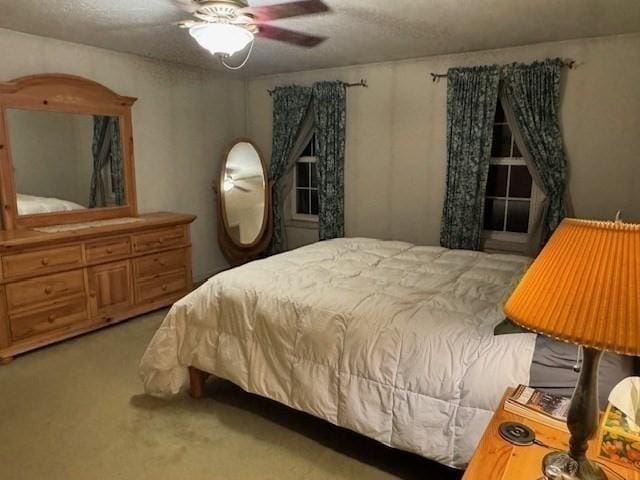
{"left": 1, "top": 28, "right": 637, "bottom": 279}
{"left": 246, "top": 33, "right": 640, "bottom": 249}
{"left": 0, "top": 28, "right": 246, "bottom": 282}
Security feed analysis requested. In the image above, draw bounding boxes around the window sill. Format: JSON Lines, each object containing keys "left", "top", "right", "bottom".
{"left": 286, "top": 218, "right": 319, "bottom": 231}
{"left": 481, "top": 237, "right": 529, "bottom": 256}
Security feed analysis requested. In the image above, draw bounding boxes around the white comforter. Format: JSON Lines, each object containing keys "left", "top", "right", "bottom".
{"left": 17, "top": 193, "right": 85, "bottom": 215}
{"left": 140, "top": 238, "right": 537, "bottom": 468}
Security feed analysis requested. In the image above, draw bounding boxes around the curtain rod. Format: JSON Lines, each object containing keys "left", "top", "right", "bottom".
{"left": 268, "top": 79, "right": 368, "bottom": 96}
{"left": 430, "top": 59, "right": 577, "bottom": 83}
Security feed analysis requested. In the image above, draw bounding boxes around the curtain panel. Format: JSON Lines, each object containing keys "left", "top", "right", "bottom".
{"left": 268, "top": 85, "right": 313, "bottom": 254}
{"left": 90, "top": 116, "right": 124, "bottom": 208}
{"left": 440, "top": 65, "right": 501, "bottom": 250}
{"left": 313, "top": 81, "right": 347, "bottom": 241}
{"left": 109, "top": 118, "right": 125, "bottom": 206}
{"left": 503, "top": 59, "right": 569, "bottom": 239}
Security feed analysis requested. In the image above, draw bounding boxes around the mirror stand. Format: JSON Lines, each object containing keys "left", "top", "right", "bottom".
{"left": 214, "top": 139, "right": 273, "bottom": 266}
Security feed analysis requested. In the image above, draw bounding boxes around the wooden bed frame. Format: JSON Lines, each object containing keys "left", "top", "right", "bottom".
{"left": 188, "top": 366, "right": 210, "bottom": 399}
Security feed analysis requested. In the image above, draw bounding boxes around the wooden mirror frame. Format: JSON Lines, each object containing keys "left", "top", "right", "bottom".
{"left": 0, "top": 74, "right": 138, "bottom": 230}
{"left": 215, "top": 138, "right": 272, "bottom": 264}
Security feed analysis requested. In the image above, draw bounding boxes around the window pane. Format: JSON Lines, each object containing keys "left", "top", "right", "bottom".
{"left": 486, "top": 165, "right": 508, "bottom": 197}
{"left": 296, "top": 189, "right": 310, "bottom": 214}
{"left": 512, "top": 139, "right": 523, "bottom": 158}
{"left": 509, "top": 165, "right": 533, "bottom": 198}
{"left": 310, "top": 190, "right": 319, "bottom": 215}
{"left": 494, "top": 101, "right": 506, "bottom": 123}
{"left": 301, "top": 138, "right": 314, "bottom": 157}
{"left": 310, "top": 163, "right": 318, "bottom": 189}
{"left": 484, "top": 198, "right": 506, "bottom": 231}
{"left": 296, "top": 162, "right": 310, "bottom": 188}
{"left": 491, "top": 124, "right": 513, "bottom": 157}
{"left": 506, "top": 200, "right": 531, "bottom": 233}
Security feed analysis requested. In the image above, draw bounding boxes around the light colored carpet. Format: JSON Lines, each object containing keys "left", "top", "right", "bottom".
{"left": 0, "top": 309, "right": 461, "bottom": 480}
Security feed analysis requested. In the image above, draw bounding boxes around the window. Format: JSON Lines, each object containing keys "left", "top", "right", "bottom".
{"left": 292, "top": 136, "right": 319, "bottom": 222}
{"left": 483, "top": 101, "right": 539, "bottom": 247}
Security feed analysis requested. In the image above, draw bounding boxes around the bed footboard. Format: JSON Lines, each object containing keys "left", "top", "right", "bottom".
{"left": 188, "top": 367, "right": 210, "bottom": 399}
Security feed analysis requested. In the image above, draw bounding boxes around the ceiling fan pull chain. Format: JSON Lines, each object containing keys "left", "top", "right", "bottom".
{"left": 221, "top": 39, "right": 255, "bottom": 70}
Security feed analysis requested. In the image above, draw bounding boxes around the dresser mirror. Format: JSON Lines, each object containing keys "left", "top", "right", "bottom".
{"left": 0, "top": 74, "right": 137, "bottom": 230}
{"left": 7, "top": 109, "right": 126, "bottom": 216}
{"left": 216, "top": 139, "right": 272, "bottom": 263}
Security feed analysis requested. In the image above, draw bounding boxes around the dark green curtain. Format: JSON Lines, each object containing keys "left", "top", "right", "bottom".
{"left": 268, "top": 85, "right": 313, "bottom": 254}
{"left": 504, "top": 59, "right": 568, "bottom": 237}
{"left": 313, "top": 81, "right": 346, "bottom": 241}
{"left": 440, "top": 65, "right": 500, "bottom": 250}
{"left": 90, "top": 116, "right": 124, "bottom": 208}
{"left": 110, "top": 118, "right": 125, "bottom": 206}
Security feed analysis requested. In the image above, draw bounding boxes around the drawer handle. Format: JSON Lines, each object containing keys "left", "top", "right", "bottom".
{"left": 44, "top": 286, "right": 53, "bottom": 295}
{"left": 162, "top": 285, "right": 168, "bottom": 292}
{"left": 41, "top": 257, "right": 50, "bottom": 266}
{"left": 48, "top": 314, "right": 56, "bottom": 324}
{"left": 106, "top": 248, "right": 114, "bottom": 254}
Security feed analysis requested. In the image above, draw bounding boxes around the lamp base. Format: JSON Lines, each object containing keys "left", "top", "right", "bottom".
{"left": 543, "top": 451, "right": 607, "bottom": 480}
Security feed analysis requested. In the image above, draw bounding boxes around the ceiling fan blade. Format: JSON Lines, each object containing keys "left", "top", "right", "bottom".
{"left": 257, "top": 24, "right": 326, "bottom": 48}
{"left": 171, "top": 0, "right": 200, "bottom": 13}
{"left": 243, "top": 0, "right": 330, "bottom": 22}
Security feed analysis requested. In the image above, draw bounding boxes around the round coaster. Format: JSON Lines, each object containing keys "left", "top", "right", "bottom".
{"left": 498, "top": 422, "right": 536, "bottom": 446}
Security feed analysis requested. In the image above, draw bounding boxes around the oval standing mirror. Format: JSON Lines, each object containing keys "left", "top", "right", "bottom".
{"left": 218, "top": 140, "right": 271, "bottom": 262}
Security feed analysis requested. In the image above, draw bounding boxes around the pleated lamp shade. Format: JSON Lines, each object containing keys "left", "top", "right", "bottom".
{"left": 504, "top": 218, "right": 640, "bottom": 356}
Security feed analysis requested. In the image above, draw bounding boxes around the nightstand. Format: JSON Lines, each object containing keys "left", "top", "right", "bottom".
{"left": 463, "top": 388, "right": 640, "bottom": 480}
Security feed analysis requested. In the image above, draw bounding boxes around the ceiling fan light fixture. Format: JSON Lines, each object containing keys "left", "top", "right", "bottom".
{"left": 189, "top": 23, "right": 254, "bottom": 56}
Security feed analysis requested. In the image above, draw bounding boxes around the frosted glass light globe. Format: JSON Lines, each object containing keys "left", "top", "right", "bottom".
{"left": 190, "top": 23, "right": 254, "bottom": 56}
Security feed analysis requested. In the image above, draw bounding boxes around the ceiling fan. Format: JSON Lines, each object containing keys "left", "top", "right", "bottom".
{"left": 174, "top": 0, "right": 331, "bottom": 69}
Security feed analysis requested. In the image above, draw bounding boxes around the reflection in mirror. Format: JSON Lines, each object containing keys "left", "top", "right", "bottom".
{"left": 7, "top": 109, "right": 126, "bottom": 216}
{"left": 223, "top": 142, "right": 266, "bottom": 246}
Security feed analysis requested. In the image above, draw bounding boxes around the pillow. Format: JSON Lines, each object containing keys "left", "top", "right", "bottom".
{"left": 494, "top": 318, "right": 530, "bottom": 336}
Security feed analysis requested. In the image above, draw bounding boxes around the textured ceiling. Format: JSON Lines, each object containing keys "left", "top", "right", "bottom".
{"left": 0, "top": 0, "right": 639, "bottom": 77}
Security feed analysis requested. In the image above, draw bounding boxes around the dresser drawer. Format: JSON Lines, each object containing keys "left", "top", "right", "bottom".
{"left": 3, "top": 245, "right": 83, "bottom": 279}
{"left": 10, "top": 297, "right": 87, "bottom": 342}
{"left": 133, "top": 227, "right": 186, "bottom": 254}
{"left": 133, "top": 249, "right": 187, "bottom": 280}
{"left": 6, "top": 270, "right": 86, "bottom": 313}
{"left": 86, "top": 237, "right": 131, "bottom": 263}
{"left": 136, "top": 271, "right": 188, "bottom": 305}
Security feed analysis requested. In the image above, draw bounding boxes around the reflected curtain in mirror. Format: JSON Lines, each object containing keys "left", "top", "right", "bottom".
{"left": 503, "top": 59, "right": 568, "bottom": 240}
{"left": 90, "top": 116, "right": 125, "bottom": 208}
{"left": 440, "top": 65, "right": 500, "bottom": 251}
{"left": 268, "top": 85, "right": 313, "bottom": 254}
{"left": 313, "top": 81, "right": 346, "bottom": 241}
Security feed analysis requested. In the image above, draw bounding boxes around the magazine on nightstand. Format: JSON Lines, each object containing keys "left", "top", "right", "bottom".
{"left": 504, "top": 384, "right": 570, "bottom": 432}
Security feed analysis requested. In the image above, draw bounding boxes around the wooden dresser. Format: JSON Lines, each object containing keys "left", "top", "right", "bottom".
{"left": 0, "top": 75, "right": 200, "bottom": 363}
{"left": 0, "top": 213, "right": 195, "bottom": 363}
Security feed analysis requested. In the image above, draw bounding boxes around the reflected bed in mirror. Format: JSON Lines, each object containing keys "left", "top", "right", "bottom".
{"left": 7, "top": 109, "right": 126, "bottom": 216}
{"left": 217, "top": 139, "right": 272, "bottom": 264}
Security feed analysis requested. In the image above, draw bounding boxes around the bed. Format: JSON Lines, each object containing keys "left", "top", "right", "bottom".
{"left": 17, "top": 193, "right": 86, "bottom": 215}
{"left": 139, "top": 238, "right": 633, "bottom": 469}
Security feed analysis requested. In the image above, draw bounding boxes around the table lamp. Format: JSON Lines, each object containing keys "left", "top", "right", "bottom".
{"left": 504, "top": 217, "right": 640, "bottom": 480}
